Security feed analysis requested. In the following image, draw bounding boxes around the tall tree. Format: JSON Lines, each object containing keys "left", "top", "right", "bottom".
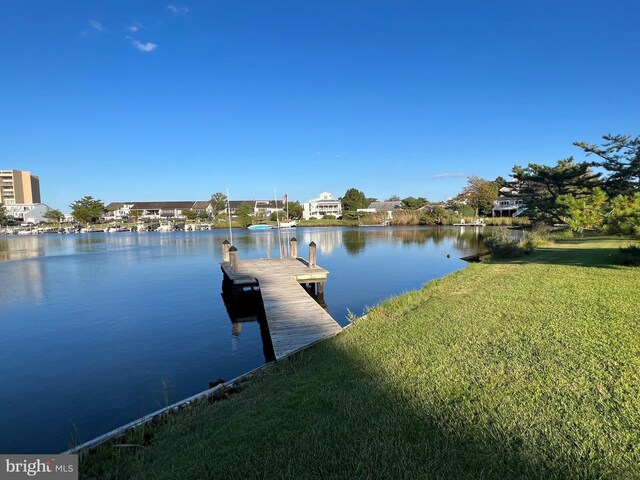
{"left": 69, "top": 196, "right": 105, "bottom": 224}
{"left": 286, "top": 201, "right": 303, "bottom": 220}
{"left": 43, "top": 209, "right": 64, "bottom": 225}
{"left": 210, "top": 192, "right": 228, "bottom": 217}
{"left": 458, "top": 176, "right": 499, "bottom": 217}
{"left": 385, "top": 195, "right": 401, "bottom": 201}
{"left": 574, "top": 134, "right": 640, "bottom": 196}
{"left": 512, "top": 158, "right": 601, "bottom": 223}
{"left": 341, "top": 188, "right": 368, "bottom": 212}
{"left": 0, "top": 203, "right": 8, "bottom": 226}
{"left": 402, "top": 196, "right": 428, "bottom": 210}
{"left": 494, "top": 176, "right": 508, "bottom": 188}
{"left": 236, "top": 202, "right": 253, "bottom": 228}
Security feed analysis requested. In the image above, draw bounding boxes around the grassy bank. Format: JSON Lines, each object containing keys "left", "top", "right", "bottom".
{"left": 81, "top": 238, "right": 640, "bottom": 479}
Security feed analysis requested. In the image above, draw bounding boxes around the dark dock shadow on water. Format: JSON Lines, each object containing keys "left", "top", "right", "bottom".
{"left": 221, "top": 285, "right": 276, "bottom": 363}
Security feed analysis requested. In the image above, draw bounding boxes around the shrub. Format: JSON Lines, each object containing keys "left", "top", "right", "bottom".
{"left": 619, "top": 244, "right": 640, "bottom": 266}
{"left": 553, "top": 228, "right": 575, "bottom": 240}
{"left": 484, "top": 228, "right": 523, "bottom": 258}
{"left": 323, "top": 215, "right": 337, "bottom": 220}
{"left": 520, "top": 224, "right": 553, "bottom": 252}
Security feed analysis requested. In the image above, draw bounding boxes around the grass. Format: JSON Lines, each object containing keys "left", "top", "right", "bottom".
{"left": 81, "top": 237, "right": 640, "bottom": 480}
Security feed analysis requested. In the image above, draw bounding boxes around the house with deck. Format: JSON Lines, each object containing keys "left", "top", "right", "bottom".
{"left": 492, "top": 186, "right": 526, "bottom": 217}
{"left": 303, "top": 192, "right": 342, "bottom": 220}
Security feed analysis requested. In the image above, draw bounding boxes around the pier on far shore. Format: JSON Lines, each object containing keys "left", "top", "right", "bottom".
{"left": 220, "top": 238, "right": 342, "bottom": 359}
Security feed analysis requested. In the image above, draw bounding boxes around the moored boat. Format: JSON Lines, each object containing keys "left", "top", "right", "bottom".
{"left": 247, "top": 224, "right": 273, "bottom": 230}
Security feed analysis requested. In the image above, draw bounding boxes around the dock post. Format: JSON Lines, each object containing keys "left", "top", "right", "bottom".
{"left": 229, "top": 246, "right": 239, "bottom": 272}
{"left": 309, "top": 241, "right": 317, "bottom": 268}
{"left": 316, "top": 282, "right": 326, "bottom": 307}
{"left": 222, "top": 239, "right": 230, "bottom": 262}
{"left": 290, "top": 237, "right": 298, "bottom": 258}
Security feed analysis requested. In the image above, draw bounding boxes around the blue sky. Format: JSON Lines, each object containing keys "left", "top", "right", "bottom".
{"left": 1, "top": 1, "right": 639, "bottom": 210}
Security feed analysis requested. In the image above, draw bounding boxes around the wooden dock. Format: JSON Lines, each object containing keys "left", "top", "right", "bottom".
{"left": 220, "top": 241, "right": 342, "bottom": 359}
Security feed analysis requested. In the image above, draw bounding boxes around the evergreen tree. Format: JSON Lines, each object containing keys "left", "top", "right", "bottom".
{"left": 69, "top": 196, "right": 105, "bottom": 224}
{"left": 236, "top": 202, "right": 253, "bottom": 228}
{"left": 401, "top": 197, "right": 429, "bottom": 210}
{"left": 183, "top": 209, "right": 198, "bottom": 221}
{"left": 574, "top": 134, "right": 640, "bottom": 196}
{"left": 341, "top": 188, "right": 368, "bottom": 212}
{"left": 286, "top": 201, "right": 303, "bottom": 220}
{"left": 512, "top": 158, "right": 601, "bottom": 223}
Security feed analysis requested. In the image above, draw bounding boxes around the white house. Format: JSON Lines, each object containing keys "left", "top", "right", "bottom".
{"left": 492, "top": 187, "right": 525, "bottom": 217}
{"left": 357, "top": 201, "right": 403, "bottom": 219}
{"left": 4, "top": 203, "right": 52, "bottom": 224}
{"left": 303, "top": 192, "right": 342, "bottom": 220}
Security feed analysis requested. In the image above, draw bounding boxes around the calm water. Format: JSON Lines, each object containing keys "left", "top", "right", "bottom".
{"left": 0, "top": 226, "right": 490, "bottom": 453}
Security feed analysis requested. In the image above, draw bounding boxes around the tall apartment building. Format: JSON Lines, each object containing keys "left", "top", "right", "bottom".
{"left": 0, "top": 170, "right": 41, "bottom": 205}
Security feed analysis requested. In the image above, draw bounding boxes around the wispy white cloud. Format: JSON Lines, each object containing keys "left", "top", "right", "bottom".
{"left": 166, "top": 4, "right": 189, "bottom": 15}
{"left": 430, "top": 173, "right": 468, "bottom": 179}
{"left": 128, "top": 38, "right": 158, "bottom": 52}
{"left": 89, "top": 20, "right": 106, "bottom": 32}
{"left": 126, "top": 22, "right": 145, "bottom": 33}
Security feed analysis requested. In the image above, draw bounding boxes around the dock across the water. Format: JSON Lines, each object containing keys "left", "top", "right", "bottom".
{"left": 220, "top": 239, "right": 342, "bottom": 359}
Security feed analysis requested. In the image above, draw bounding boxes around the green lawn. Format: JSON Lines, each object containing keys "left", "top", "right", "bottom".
{"left": 81, "top": 237, "right": 640, "bottom": 480}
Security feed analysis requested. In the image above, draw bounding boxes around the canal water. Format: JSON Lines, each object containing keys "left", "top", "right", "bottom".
{"left": 0, "top": 226, "right": 490, "bottom": 453}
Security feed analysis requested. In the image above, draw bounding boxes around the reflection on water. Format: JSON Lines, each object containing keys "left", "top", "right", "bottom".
{"left": 0, "top": 237, "right": 46, "bottom": 261}
{"left": 0, "top": 227, "right": 491, "bottom": 454}
{"left": 221, "top": 288, "right": 275, "bottom": 362}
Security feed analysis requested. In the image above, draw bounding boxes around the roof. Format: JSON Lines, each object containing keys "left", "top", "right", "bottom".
{"left": 131, "top": 201, "right": 195, "bottom": 210}
{"left": 228, "top": 200, "right": 254, "bottom": 209}
{"left": 254, "top": 200, "right": 284, "bottom": 209}
{"left": 192, "top": 201, "right": 211, "bottom": 209}
{"left": 367, "top": 201, "right": 403, "bottom": 211}
{"left": 105, "top": 202, "right": 125, "bottom": 212}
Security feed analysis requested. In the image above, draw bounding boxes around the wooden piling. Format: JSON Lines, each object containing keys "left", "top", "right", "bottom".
{"left": 290, "top": 237, "right": 298, "bottom": 258}
{"left": 229, "top": 246, "right": 239, "bottom": 272}
{"left": 222, "top": 239, "right": 230, "bottom": 262}
{"left": 309, "top": 241, "right": 317, "bottom": 268}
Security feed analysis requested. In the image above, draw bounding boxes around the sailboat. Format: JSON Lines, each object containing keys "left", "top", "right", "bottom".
{"left": 278, "top": 194, "right": 297, "bottom": 229}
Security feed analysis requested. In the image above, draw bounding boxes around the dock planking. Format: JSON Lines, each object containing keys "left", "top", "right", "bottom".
{"left": 220, "top": 257, "right": 342, "bottom": 359}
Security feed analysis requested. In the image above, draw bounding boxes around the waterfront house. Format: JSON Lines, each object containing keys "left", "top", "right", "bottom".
{"left": 492, "top": 186, "right": 526, "bottom": 217}
{"left": 103, "top": 199, "right": 286, "bottom": 221}
{"left": 223, "top": 200, "right": 284, "bottom": 218}
{"left": 357, "top": 200, "right": 404, "bottom": 219}
{"left": 104, "top": 201, "right": 199, "bottom": 221}
{"left": 4, "top": 203, "right": 52, "bottom": 224}
{"left": 303, "top": 192, "right": 342, "bottom": 220}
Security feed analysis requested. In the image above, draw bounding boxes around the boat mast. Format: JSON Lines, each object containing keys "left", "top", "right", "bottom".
{"left": 274, "top": 187, "right": 283, "bottom": 258}
{"left": 226, "top": 187, "right": 233, "bottom": 246}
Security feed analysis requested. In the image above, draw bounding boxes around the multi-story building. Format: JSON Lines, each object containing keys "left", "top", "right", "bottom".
{"left": 303, "top": 192, "right": 342, "bottom": 220}
{"left": 4, "top": 203, "right": 52, "bottom": 224}
{"left": 104, "top": 199, "right": 286, "bottom": 221}
{"left": 0, "top": 169, "right": 41, "bottom": 205}
{"left": 104, "top": 201, "right": 197, "bottom": 221}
